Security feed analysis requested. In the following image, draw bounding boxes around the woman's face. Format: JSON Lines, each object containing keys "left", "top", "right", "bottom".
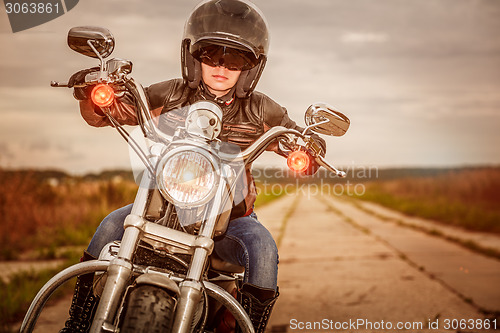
{"left": 201, "top": 62, "right": 241, "bottom": 98}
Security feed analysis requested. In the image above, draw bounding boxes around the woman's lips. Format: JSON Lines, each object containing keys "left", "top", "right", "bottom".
{"left": 212, "top": 75, "right": 228, "bottom": 81}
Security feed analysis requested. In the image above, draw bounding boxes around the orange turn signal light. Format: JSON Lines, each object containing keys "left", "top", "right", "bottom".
{"left": 91, "top": 84, "right": 115, "bottom": 107}
{"left": 287, "top": 150, "right": 310, "bottom": 173}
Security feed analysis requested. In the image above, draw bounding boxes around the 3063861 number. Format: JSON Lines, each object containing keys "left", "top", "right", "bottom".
{"left": 443, "top": 318, "right": 497, "bottom": 330}
{"left": 5, "top": 2, "right": 60, "bottom": 14}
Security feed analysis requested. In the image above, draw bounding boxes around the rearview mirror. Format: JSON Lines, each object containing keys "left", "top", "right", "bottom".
{"left": 304, "top": 103, "right": 350, "bottom": 137}
{"left": 67, "top": 26, "right": 115, "bottom": 59}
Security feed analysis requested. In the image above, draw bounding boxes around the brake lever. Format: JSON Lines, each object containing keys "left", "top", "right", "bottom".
{"left": 315, "top": 155, "right": 347, "bottom": 178}
{"left": 50, "top": 81, "right": 92, "bottom": 88}
{"left": 51, "top": 70, "right": 106, "bottom": 88}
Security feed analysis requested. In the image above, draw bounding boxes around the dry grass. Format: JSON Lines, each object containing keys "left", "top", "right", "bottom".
{"left": 0, "top": 170, "right": 137, "bottom": 329}
{"left": 0, "top": 170, "right": 137, "bottom": 260}
{"left": 0, "top": 170, "right": 285, "bottom": 260}
{"left": 357, "top": 167, "right": 500, "bottom": 233}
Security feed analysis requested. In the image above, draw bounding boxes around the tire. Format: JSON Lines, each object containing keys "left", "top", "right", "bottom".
{"left": 120, "top": 285, "right": 176, "bottom": 333}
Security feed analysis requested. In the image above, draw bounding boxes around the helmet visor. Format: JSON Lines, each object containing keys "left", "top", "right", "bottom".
{"left": 192, "top": 44, "right": 259, "bottom": 71}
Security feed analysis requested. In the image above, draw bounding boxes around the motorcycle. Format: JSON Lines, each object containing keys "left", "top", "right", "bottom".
{"left": 21, "top": 26, "right": 350, "bottom": 333}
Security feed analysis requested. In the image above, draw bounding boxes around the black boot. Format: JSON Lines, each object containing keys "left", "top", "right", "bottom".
{"left": 60, "top": 251, "right": 99, "bottom": 333}
{"left": 237, "top": 283, "right": 279, "bottom": 333}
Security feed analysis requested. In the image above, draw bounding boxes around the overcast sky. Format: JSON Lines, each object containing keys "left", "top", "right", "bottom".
{"left": 1, "top": 0, "right": 499, "bottom": 174}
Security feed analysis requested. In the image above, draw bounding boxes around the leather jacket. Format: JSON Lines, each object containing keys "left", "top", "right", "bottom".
{"left": 79, "top": 78, "right": 325, "bottom": 218}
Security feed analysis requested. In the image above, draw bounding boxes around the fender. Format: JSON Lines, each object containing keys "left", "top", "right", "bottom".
{"left": 134, "top": 273, "right": 180, "bottom": 296}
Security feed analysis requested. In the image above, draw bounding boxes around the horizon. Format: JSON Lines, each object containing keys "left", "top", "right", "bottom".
{"left": 2, "top": 163, "right": 499, "bottom": 178}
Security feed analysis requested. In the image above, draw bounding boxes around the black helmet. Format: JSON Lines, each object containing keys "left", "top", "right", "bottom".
{"left": 181, "top": 0, "right": 270, "bottom": 98}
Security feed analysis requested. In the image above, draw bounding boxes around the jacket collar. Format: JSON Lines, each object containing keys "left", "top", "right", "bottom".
{"left": 199, "top": 81, "right": 236, "bottom": 106}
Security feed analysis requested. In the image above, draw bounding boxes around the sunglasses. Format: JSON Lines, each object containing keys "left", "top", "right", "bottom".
{"left": 193, "top": 45, "right": 259, "bottom": 71}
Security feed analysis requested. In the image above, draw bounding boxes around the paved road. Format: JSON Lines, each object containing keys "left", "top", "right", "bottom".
{"left": 259, "top": 193, "right": 500, "bottom": 332}
{"left": 19, "top": 192, "right": 500, "bottom": 332}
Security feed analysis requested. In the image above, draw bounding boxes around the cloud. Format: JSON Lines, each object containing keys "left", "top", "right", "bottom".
{"left": 0, "top": 140, "right": 74, "bottom": 166}
{"left": 341, "top": 32, "right": 389, "bottom": 44}
{"left": 0, "top": 87, "right": 75, "bottom": 114}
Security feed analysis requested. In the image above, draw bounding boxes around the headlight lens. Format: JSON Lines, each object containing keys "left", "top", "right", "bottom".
{"left": 158, "top": 149, "right": 217, "bottom": 207}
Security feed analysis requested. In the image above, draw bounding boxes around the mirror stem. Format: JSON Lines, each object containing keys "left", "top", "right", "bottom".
{"left": 87, "top": 39, "right": 106, "bottom": 74}
{"left": 301, "top": 119, "right": 330, "bottom": 136}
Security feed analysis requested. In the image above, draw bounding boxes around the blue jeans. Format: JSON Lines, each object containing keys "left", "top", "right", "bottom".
{"left": 87, "top": 204, "right": 279, "bottom": 290}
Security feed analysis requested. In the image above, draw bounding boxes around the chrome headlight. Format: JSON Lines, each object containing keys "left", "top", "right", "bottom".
{"left": 157, "top": 147, "right": 218, "bottom": 207}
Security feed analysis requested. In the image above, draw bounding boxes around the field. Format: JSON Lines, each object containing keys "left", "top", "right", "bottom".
{"left": 0, "top": 170, "right": 138, "bottom": 331}
{"left": 253, "top": 165, "right": 500, "bottom": 233}
{"left": 0, "top": 170, "right": 138, "bottom": 261}
{"left": 354, "top": 167, "right": 500, "bottom": 233}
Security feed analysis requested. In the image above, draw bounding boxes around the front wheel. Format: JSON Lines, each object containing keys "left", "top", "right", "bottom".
{"left": 120, "top": 285, "right": 176, "bottom": 333}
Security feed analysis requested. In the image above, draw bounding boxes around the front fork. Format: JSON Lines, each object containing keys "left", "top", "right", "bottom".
{"left": 90, "top": 172, "right": 222, "bottom": 333}
{"left": 89, "top": 172, "right": 152, "bottom": 333}
{"left": 171, "top": 183, "right": 226, "bottom": 333}
{"left": 171, "top": 254, "right": 206, "bottom": 333}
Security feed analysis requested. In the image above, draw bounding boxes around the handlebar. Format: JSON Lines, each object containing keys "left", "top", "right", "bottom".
{"left": 219, "top": 126, "right": 346, "bottom": 178}
{"left": 116, "top": 77, "right": 347, "bottom": 178}
{"left": 218, "top": 127, "right": 303, "bottom": 164}
{"left": 54, "top": 70, "right": 347, "bottom": 178}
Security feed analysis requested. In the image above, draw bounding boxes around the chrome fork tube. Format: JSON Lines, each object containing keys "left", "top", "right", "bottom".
{"left": 89, "top": 256, "right": 133, "bottom": 333}
{"left": 171, "top": 182, "right": 224, "bottom": 333}
{"left": 90, "top": 173, "right": 154, "bottom": 333}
